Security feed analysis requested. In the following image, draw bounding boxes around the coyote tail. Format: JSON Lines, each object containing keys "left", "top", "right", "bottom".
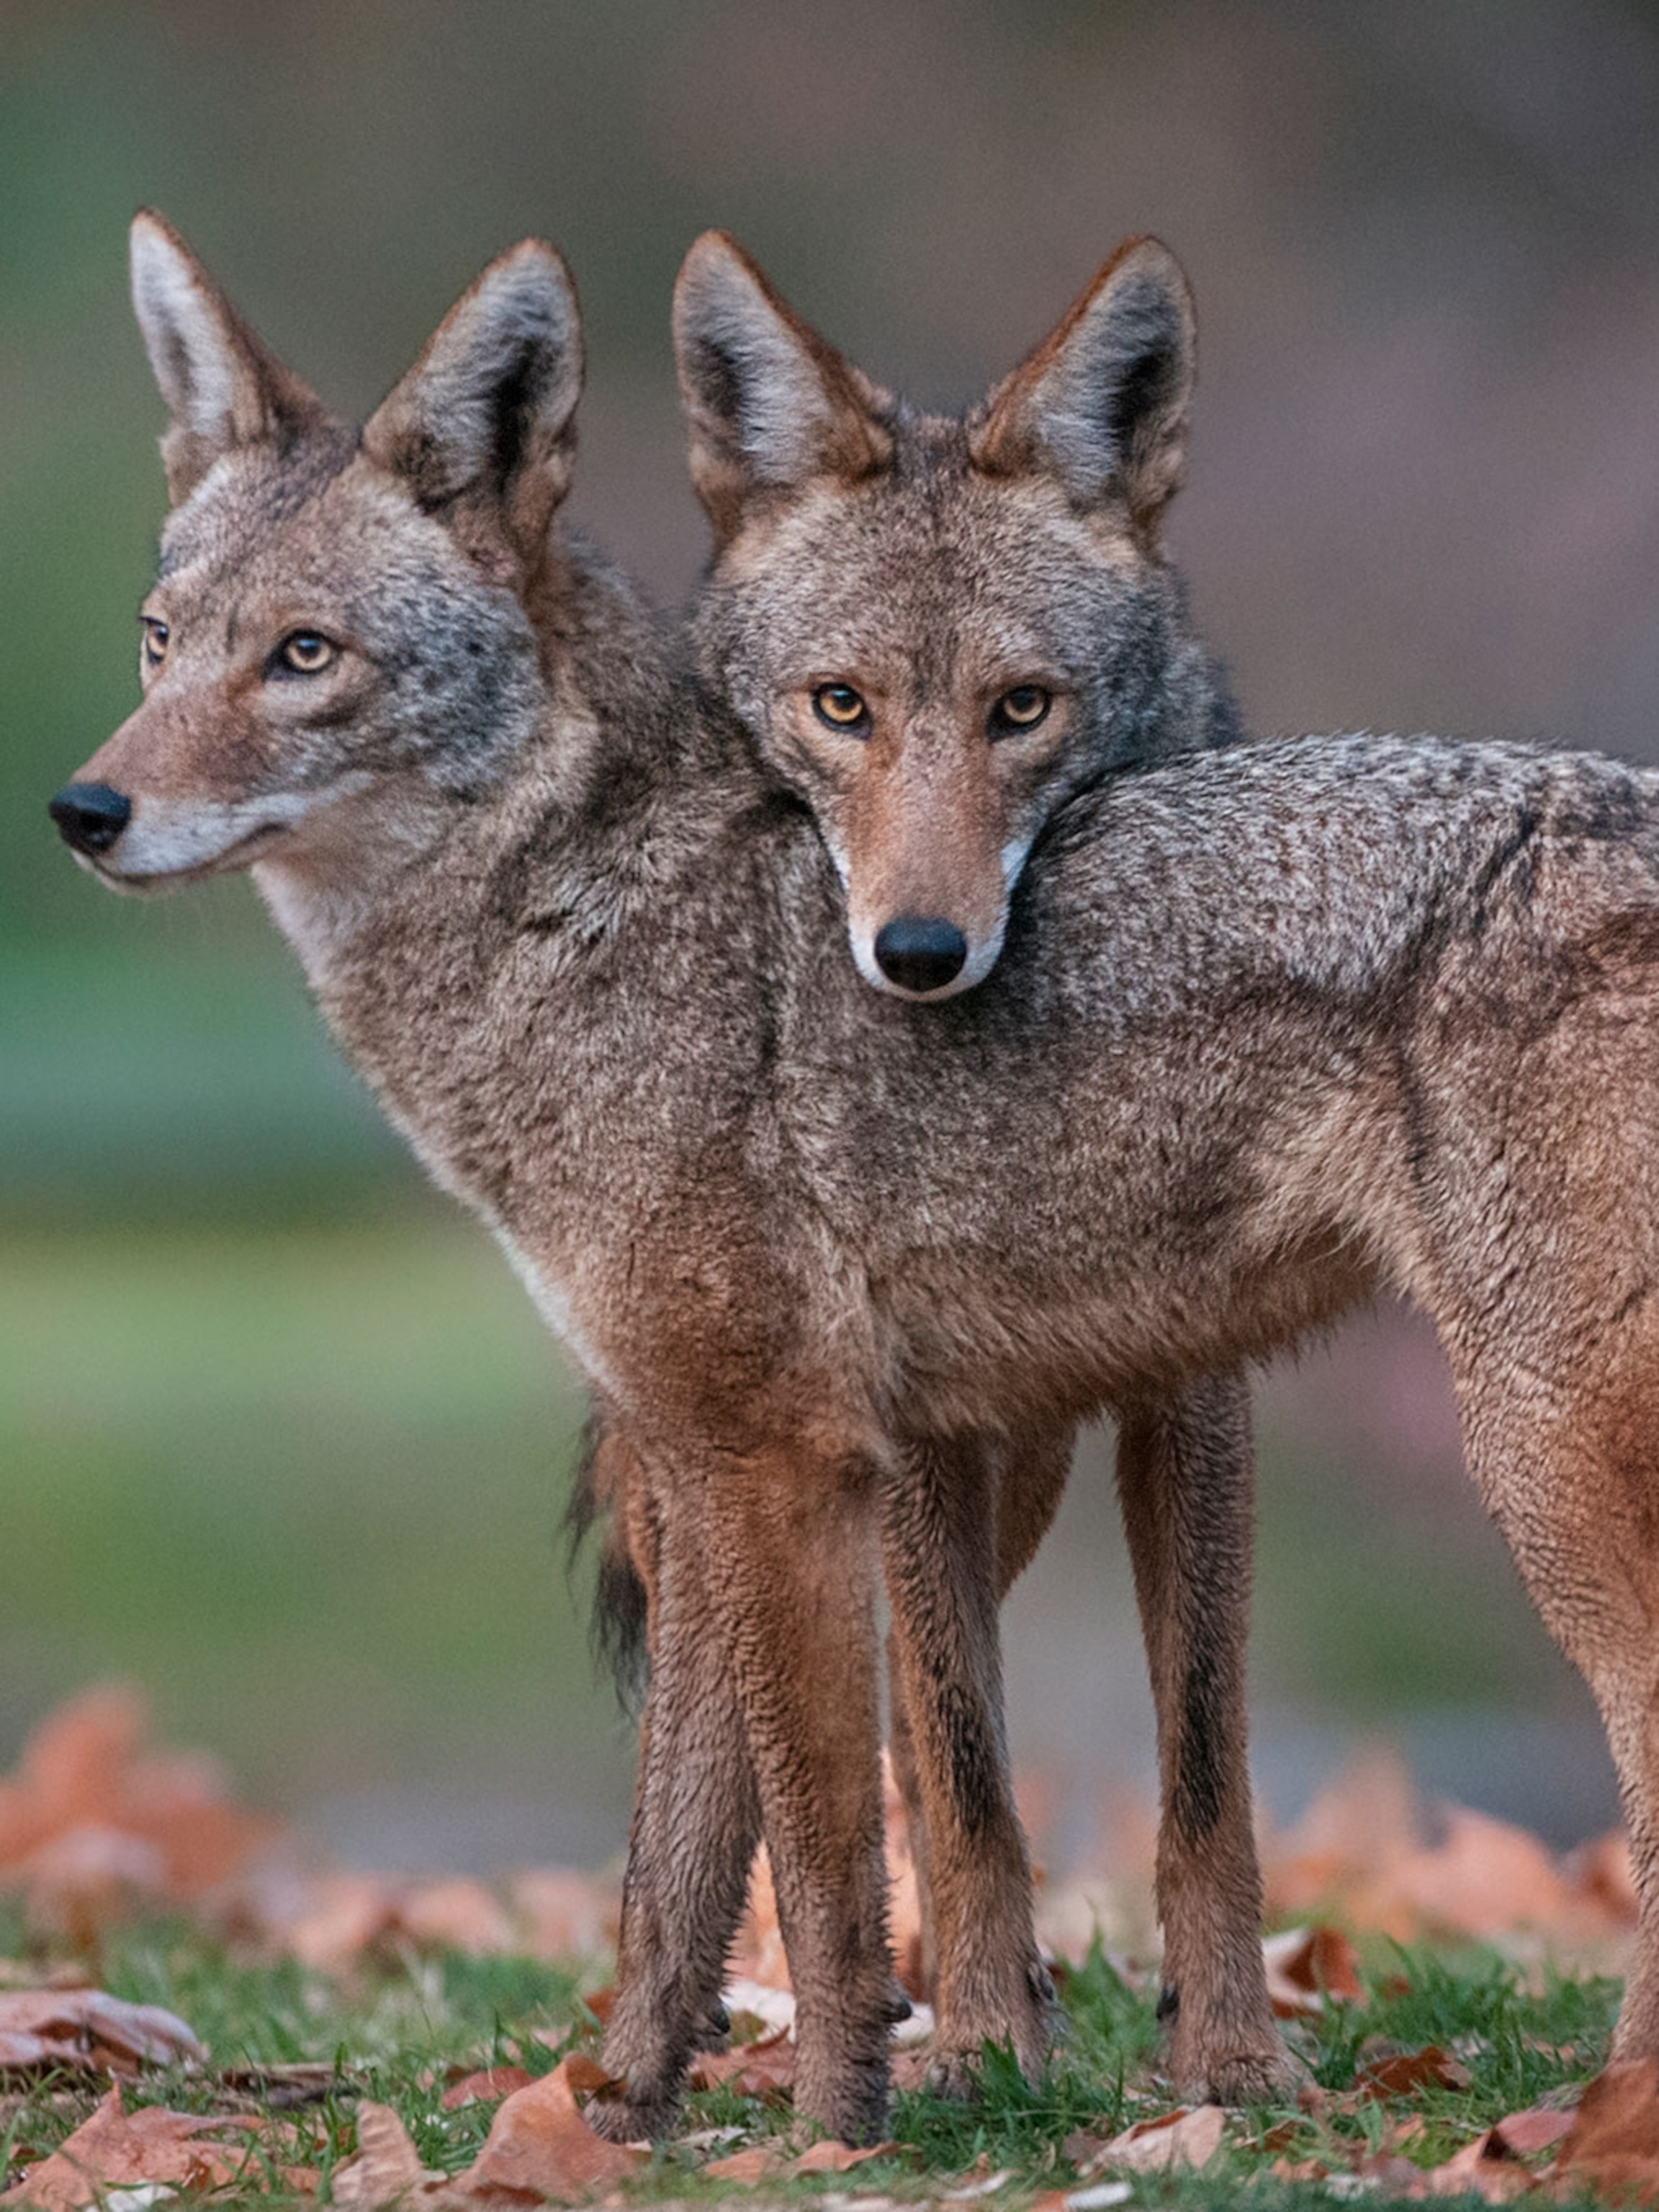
{"left": 564, "top": 1413, "right": 649, "bottom": 1709}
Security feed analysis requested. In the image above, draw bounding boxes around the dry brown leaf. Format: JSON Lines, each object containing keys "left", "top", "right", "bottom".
{"left": 508, "top": 1871, "right": 618, "bottom": 1962}
{"left": 0, "top": 1990, "right": 204, "bottom": 2076}
{"left": 690, "top": 2026, "right": 796, "bottom": 2101}
{"left": 1490, "top": 2106, "right": 1573, "bottom": 2157}
{"left": 1413, "top": 2131, "right": 1534, "bottom": 2201}
{"left": 703, "top": 2144, "right": 775, "bottom": 2183}
{"left": 1264, "top": 1745, "right": 1422, "bottom": 1920}
{"left": 881, "top": 1750, "right": 926, "bottom": 2000}
{"left": 728, "top": 1845, "right": 789, "bottom": 1992}
{"left": 789, "top": 2138, "right": 898, "bottom": 2174}
{"left": 1089, "top": 2105, "right": 1226, "bottom": 2172}
{"left": 1566, "top": 1830, "right": 1640, "bottom": 1927}
{"left": 1262, "top": 1925, "right": 1363, "bottom": 2018}
{"left": 439, "top": 2067, "right": 535, "bottom": 2111}
{"left": 1383, "top": 1807, "right": 1607, "bottom": 1943}
{"left": 1061, "top": 2128, "right": 1112, "bottom": 2167}
{"left": 1357, "top": 2044, "right": 1473, "bottom": 2099}
{"left": 217, "top": 2061, "right": 352, "bottom": 2110}
{"left": 459, "top": 2055, "right": 646, "bottom": 2198}
{"left": 331, "top": 2100, "right": 444, "bottom": 2206}
{"left": 1555, "top": 2059, "right": 1659, "bottom": 2202}
{"left": 280, "top": 1874, "right": 402, "bottom": 1976}
{"left": 0, "top": 1689, "right": 278, "bottom": 1925}
{"left": 0, "top": 2085, "right": 280, "bottom": 2209}
{"left": 398, "top": 1880, "right": 515, "bottom": 1958}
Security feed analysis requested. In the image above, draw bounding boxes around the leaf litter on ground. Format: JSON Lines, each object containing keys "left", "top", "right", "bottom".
{"left": 0, "top": 1685, "right": 1648, "bottom": 2203}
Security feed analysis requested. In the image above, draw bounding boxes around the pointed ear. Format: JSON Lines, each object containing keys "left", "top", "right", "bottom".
{"left": 673, "top": 231, "right": 891, "bottom": 541}
{"left": 129, "top": 210, "right": 327, "bottom": 506}
{"left": 361, "top": 240, "right": 583, "bottom": 563}
{"left": 971, "top": 238, "right": 1195, "bottom": 532}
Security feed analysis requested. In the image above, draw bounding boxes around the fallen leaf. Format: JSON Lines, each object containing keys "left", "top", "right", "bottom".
{"left": 1262, "top": 1924, "right": 1362, "bottom": 2018}
{"left": 0, "top": 2087, "right": 276, "bottom": 2210}
{"left": 399, "top": 1880, "right": 515, "bottom": 1958}
{"left": 1357, "top": 2044, "right": 1472, "bottom": 2098}
{"left": 216, "top": 2062, "right": 354, "bottom": 2110}
{"left": 0, "top": 1990, "right": 204, "bottom": 2076}
{"left": 459, "top": 2055, "right": 646, "bottom": 2198}
{"left": 1264, "top": 1745, "right": 1422, "bottom": 1921}
{"left": 690, "top": 2026, "right": 796, "bottom": 2100}
{"left": 1061, "top": 2128, "right": 1111, "bottom": 2167}
{"left": 1566, "top": 1830, "right": 1640, "bottom": 1927}
{"left": 1385, "top": 1807, "right": 1606, "bottom": 1944}
{"left": 1490, "top": 2105, "right": 1573, "bottom": 2157}
{"left": 788, "top": 2139, "right": 897, "bottom": 2174}
{"left": 1413, "top": 2131, "right": 1532, "bottom": 2201}
{"left": 279, "top": 1874, "right": 400, "bottom": 1977}
{"left": 703, "top": 2144, "right": 773, "bottom": 2183}
{"left": 440, "top": 2067, "right": 535, "bottom": 2111}
{"left": 331, "top": 2102, "right": 444, "bottom": 2207}
{"left": 508, "top": 1871, "right": 617, "bottom": 1962}
{"left": 943, "top": 2168, "right": 1015, "bottom": 2198}
{"left": 1089, "top": 2105, "right": 1226, "bottom": 2172}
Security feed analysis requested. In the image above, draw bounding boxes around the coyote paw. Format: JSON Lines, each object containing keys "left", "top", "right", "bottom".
{"left": 585, "top": 2085, "right": 678, "bottom": 2144}
{"left": 1175, "top": 2039, "right": 1307, "bottom": 2107}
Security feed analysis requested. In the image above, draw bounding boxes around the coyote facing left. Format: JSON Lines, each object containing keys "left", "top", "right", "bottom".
{"left": 52, "top": 217, "right": 1659, "bottom": 2152}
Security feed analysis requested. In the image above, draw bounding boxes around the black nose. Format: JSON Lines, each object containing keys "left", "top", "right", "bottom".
{"left": 48, "top": 783, "right": 131, "bottom": 855}
{"left": 873, "top": 914, "right": 969, "bottom": 994}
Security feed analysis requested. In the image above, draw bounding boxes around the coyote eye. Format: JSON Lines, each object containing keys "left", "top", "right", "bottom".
{"left": 811, "top": 683, "right": 871, "bottom": 734}
{"left": 140, "top": 619, "right": 170, "bottom": 671}
{"left": 989, "top": 685, "right": 1051, "bottom": 737}
{"left": 275, "top": 631, "right": 338, "bottom": 676}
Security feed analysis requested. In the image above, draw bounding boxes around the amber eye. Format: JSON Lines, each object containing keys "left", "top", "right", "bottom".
{"left": 276, "top": 631, "right": 337, "bottom": 675}
{"left": 140, "top": 618, "right": 170, "bottom": 671}
{"left": 989, "top": 685, "right": 1051, "bottom": 737}
{"left": 812, "top": 683, "right": 871, "bottom": 733}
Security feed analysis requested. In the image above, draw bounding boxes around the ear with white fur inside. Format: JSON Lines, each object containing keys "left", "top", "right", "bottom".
{"left": 361, "top": 240, "right": 583, "bottom": 560}
{"left": 129, "top": 210, "right": 326, "bottom": 505}
{"left": 673, "top": 230, "right": 891, "bottom": 539}
{"left": 971, "top": 237, "right": 1195, "bottom": 531}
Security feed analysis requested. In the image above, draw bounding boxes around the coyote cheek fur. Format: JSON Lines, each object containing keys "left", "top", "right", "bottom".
{"left": 53, "top": 220, "right": 1659, "bottom": 2146}
{"left": 671, "top": 230, "right": 1278, "bottom": 2103}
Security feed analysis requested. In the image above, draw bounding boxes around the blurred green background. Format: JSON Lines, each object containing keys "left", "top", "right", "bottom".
{"left": 5, "top": 0, "right": 1658, "bottom": 1868}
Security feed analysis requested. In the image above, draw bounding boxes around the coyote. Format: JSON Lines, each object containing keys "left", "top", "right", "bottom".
{"left": 668, "top": 221, "right": 1273, "bottom": 2065}
{"left": 51, "top": 219, "right": 1659, "bottom": 2152}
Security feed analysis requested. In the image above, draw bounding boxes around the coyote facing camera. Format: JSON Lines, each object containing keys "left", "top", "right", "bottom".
{"left": 674, "top": 229, "right": 1238, "bottom": 1002}
{"left": 50, "top": 218, "right": 1659, "bottom": 2149}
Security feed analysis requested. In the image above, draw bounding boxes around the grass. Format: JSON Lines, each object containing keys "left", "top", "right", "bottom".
{"left": 0, "top": 1915, "right": 1622, "bottom": 2206}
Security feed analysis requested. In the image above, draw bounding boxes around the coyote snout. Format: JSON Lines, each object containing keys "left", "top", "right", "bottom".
{"left": 825, "top": 693, "right": 1050, "bottom": 997}
{"left": 48, "top": 783, "right": 130, "bottom": 856}
{"left": 873, "top": 917, "right": 968, "bottom": 994}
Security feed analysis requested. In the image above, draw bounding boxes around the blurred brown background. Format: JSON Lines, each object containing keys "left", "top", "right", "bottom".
{"left": 4, "top": 0, "right": 1658, "bottom": 1872}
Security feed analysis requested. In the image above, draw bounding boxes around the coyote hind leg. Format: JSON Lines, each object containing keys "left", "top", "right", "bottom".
{"left": 1116, "top": 1370, "right": 1292, "bottom": 2103}
{"left": 1453, "top": 1340, "right": 1659, "bottom": 2066}
{"left": 593, "top": 1481, "right": 760, "bottom": 2142}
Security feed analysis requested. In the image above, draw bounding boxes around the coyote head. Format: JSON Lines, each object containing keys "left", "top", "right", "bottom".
{"left": 675, "top": 232, "right": 1224, "bottom": 999}
{"left": 50, "top": 214, "right": 582, "bottom": 898}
